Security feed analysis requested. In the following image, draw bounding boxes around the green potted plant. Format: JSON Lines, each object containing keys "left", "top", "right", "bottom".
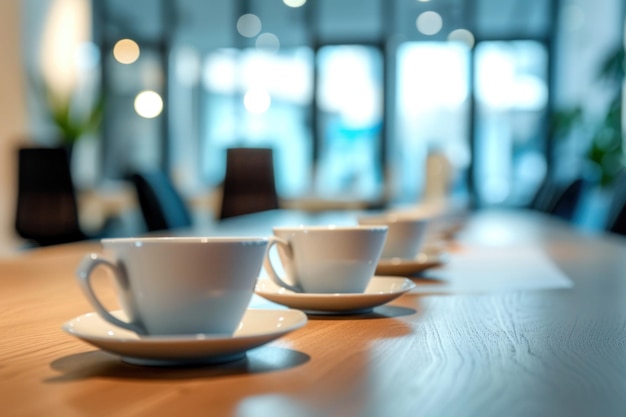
{"left": 28, "top": 70, "right": 104, "bottom": 160}
{"left": 584, "top": 46, "right": 624, "bottom": 187}
{"left": 40, "top": 79, "right": 105, "bottom": 158}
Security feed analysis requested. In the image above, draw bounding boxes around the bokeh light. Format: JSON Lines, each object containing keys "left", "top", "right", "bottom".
{"left": 448, "top": 29, "right": 475, "bottom": 48}
{"left": 256, "top": 33, "right": 280, "bottom": 53}
{"left": 416, "top": 11, "right": 443, "bottom": 35}
{"left": 283, "top": 0, "right": 307, "bottom": 7}
{"left": 237, "top": 14, "right": 262, "bottom": 38}
{"left": 134, "top": 90, "right": 163, "bottom": 118}
{"left": 113, "top": 39, "right": 140, "bottom": 64}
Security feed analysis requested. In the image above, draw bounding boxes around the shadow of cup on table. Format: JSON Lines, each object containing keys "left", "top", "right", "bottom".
{"left": 305, "top": 305, "right": 417, "bottom": 321}
{"left": 46, "top": 346, "right": 310, "bottom": 383}
{"left": 303, "top": 304, "right": 420, "bottom": 340}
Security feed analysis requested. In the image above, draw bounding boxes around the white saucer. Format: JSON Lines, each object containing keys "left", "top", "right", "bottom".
{"left": 375, "top": 253, "right": 445, "bottom": 276}
{"left": 255, "top": 276, "right": 416, "bottom": 315}
{"left": 62, "top": 309, "right": 307, "bottom": 366}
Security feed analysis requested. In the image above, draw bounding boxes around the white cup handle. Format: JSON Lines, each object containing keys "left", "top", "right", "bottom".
{"left": 263, "top": 236, "right": 301, "bottom": 292}
{"left": 76, "top": 253, "right": 147, "bottom": 335}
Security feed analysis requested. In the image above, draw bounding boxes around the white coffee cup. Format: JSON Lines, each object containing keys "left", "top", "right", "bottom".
{"left": 358, "top": 214, "right": 429, "bottom": 260}
{"left": 76, "top": 237, "right": 268, "bottom": 336}
{"left": 263, "top": 225, "right": 387, "bottom": 293}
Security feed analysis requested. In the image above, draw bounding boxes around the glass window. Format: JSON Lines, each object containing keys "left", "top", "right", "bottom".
{"left": 394, "top": 41, "right": 471, "bottom": 204}
{"left": 474, "top": 40, "right": 549, "bottom": 206}
{"left": 198, "top": 47, "right": 314, "bottom": 197}
{"left": 102, "top": 44, "right": 165, "bottom": 179}
{"left": 315, "top": 45, "right": 384, "bottom": 199}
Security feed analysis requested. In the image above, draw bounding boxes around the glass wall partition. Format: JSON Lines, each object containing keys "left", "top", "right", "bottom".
{"left": 393, "top": 41, "right": 471, "bottom": 204}
{"left": 76, "top": 0, "right": 568, "bottom": 213}
{"left": 102, "top": 45, "right": 166, "bottom": 178}
{"left": 315, "top": 45, "right": 384, "bottom": 200}
{"left": 199, "top": 47, "right": 314, "bottom": 198}
{"left": 473, "top": 40, "right": 549, "bottom": 206}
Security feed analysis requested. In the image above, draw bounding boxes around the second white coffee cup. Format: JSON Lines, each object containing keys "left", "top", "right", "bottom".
{"left": 263, "top": 225, "right": 388, "bottom": 293}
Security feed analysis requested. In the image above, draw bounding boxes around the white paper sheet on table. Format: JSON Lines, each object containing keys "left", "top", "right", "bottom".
{"left": 415, "top": 244, "right": 573, "bottom": 294}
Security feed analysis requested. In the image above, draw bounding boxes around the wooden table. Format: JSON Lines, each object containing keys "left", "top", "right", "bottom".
{"left": 2, "top": 209, "right": 626, "bottom": 417}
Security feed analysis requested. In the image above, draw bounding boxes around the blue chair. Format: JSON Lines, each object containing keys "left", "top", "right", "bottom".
{"left": 548, "top": 178, "right": 584, "bottom": 221}
{"left": 130, "top": 170, "right": 193, "bottom": 232}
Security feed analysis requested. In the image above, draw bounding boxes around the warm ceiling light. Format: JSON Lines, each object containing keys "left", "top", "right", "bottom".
{"left": 113, "top": 39, "right": 140, "bottom": 64}
{"left": 283, "top": 0, "right": 307, "bottom": 7}
{"left": 134, "top": 90, "right": 163, "bottom": 118}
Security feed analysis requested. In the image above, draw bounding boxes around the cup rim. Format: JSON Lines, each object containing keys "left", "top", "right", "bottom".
{"left": 101, "top": 236, "right": 269, "bottom": 245}
{"left": 272, "top": 225, "right": 387, "bottom": 232}
{"left": 358, "top": 214, "right": 431, "bottom": 224}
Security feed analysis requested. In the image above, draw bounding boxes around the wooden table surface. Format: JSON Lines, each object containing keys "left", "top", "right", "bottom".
{"left": 2, "top": 208, "right": 626, "bottom": 417}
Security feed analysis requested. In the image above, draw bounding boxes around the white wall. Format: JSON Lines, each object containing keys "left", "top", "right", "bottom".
{"left": 0, "top": 1, "right": 28, "bottom": 254}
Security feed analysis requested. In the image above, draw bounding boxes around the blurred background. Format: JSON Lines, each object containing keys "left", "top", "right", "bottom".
{"left": 0, "top": 0, "right": 625, "bottom": 252}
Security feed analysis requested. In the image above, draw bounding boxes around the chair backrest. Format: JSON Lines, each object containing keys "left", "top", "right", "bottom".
{"left": 130, "top": 170, "right": 193, "bottom": 232}
{"left": 529, "top": 178, "right": 560, "bottom": 212}
{"left": 219, "top": 147, "right": 279, "bottom": 220}
{"left": 605, "top": 172, "right": 626, "bottom": 235}
{"left": 607, "top": 202, "right": 626, "bottom": 235}
{"left": 15, "top": 147, "right": 87, "bottom": 246}
{"left": 548, "top": 178, "right": 584, "bottom": 221}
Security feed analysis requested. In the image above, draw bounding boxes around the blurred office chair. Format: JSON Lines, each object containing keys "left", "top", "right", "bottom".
{"left": 219, "top": 147, "right": 279, "bottom": 220}
{"left": 529, "top": 178, "right": 560, "bottom": 212}
{"left": 14, "top": 147, "right": 89, "bottom": 246}
{"left": 547, "top": 178, "right": 584, "bottom": 221}
{"left": 605, "top": 173, "right": 626, "bottom": 236}
{"left": 607, "top": 202, "right": 626, "bottom": 235}
{"left": 130, "top": 170, "right": 193, "bottom": 232}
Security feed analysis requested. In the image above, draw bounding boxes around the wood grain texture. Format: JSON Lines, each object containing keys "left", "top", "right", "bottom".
{"left": 2, "top": 209, "right": 626, "bottom": 417}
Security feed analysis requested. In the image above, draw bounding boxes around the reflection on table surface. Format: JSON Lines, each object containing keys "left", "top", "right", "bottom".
{"left": 2, "top": 208, "right": 626, "bottom": 417}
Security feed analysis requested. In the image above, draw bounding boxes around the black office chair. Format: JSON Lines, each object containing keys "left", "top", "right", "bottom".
{"left": 607, "top": 202, "right": 626, "bottom": 235}
{"left": 548, "top": 178, "right": 584, "bottom": 221}
{"left": 130, "top": 170, "right": 193, "bottom": 232}
{"left": 14, "top": 147, "right": 89, "bottom": 246}
{"left": 605, "top": 173, "right": 626, "bottom": 236}
{"left": 529, "top": 178, "right": 560, "bottom": 212}
{"left": 219, "top": 147, "right": 279, "bottom": 220}
{"left": 529, "top": 177, "right": 584, "bottom": 222}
